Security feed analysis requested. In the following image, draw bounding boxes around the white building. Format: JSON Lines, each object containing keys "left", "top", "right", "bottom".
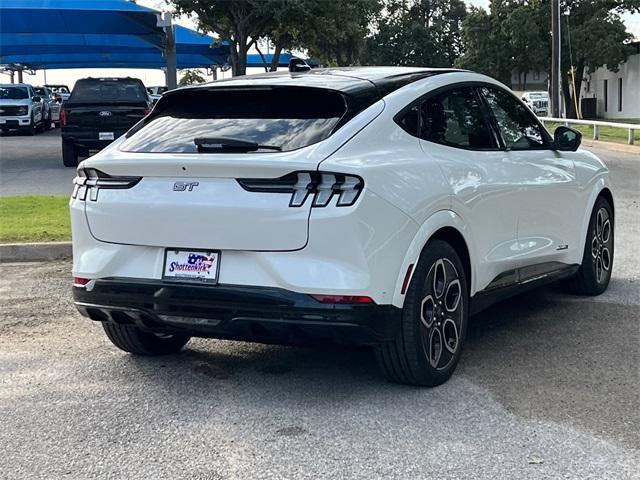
{"left": 580, "top": 41, "right": 640, "bottom": 120}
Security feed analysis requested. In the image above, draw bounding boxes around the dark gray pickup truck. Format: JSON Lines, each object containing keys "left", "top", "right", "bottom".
{"left": 61, "top": 77, "right": 151, "bottom": 166}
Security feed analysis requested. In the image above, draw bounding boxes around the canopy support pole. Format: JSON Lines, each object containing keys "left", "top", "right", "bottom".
{"left": 17, "top": 69, "right": 23, "bottom": 83}
{"left": 158, "top": 12, "right": 177, "bottom": 90}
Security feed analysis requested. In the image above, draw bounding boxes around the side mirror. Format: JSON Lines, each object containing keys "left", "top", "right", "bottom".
{"left": 32, "top": 95, "right": 42, "bottom": 102}
{"left": 554, "top": 126, "right": 582, "bottom": 152}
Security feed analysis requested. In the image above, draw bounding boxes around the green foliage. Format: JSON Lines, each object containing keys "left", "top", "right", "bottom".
{"left": 178, "top": 69, "right": 206, "bottom": 85}
{"left": 457, "top": 0, "right": 639, "bottom": 118}
{"left": 171, "top": 0, "right": 381, "bottom": 74}
{"left": 0, "top": 196, "right": 70, "bottom": 243}
{"left": 362, "top": 0, "right": 467, "bottom": 67}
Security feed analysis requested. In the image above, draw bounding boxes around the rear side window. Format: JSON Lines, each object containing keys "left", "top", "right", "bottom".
{"left": 120, "top": 87, "right": 348, "bottom": 153}
{"left": 420, "top": 87, "right": 496, "bottom": 150}
{"left": 70, "top": 79, "right": 148, "bottom": 103}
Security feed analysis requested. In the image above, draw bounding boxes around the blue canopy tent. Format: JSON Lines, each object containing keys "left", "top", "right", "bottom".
{"left": 0, "top": 0, "right": 315, "bottom": 83}
{"left": 0, "top": 26, "right": 230, "bottom": 70}
{"left": 0, "top": 0, "right": 209, "bottom": 86}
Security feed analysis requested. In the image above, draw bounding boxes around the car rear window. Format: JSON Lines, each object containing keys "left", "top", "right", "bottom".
{"left": 120, "top": 87, "right": 349, "bottom": 153}
{"left": 70, "top": 79, "right": 148, "bottom": 103}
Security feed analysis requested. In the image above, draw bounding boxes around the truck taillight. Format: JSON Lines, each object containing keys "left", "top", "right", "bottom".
{"left": 238, "top": 172, "right": 364, "bottom": 208}
{"left": 60, "top": 108, "right": 67, "bottom": 126}
{"left": 71, "top": 168, "right": 141, "bottom": 201}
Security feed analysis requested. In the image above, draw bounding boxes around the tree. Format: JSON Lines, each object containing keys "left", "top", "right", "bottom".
{"left": 504, "top": 1, "right": 549, "bottom": 90}
{"left": 179, "top": 69, "right": 206, "bottom": 85}
{"left": 456, "top": 1, "right": 546, "bottom": 86}
{"left": 172, "top": 0, "right": 276, "bottom": 76}
{"left": 556, "top": 0, "right": 639, "bottom": 117}
{"left": 362, "top": 0, "right": 466, "bottom": 67}
{"left": 457, "top": 0, "right": 640, "bottom": 118}
{"left": 297, "top": 0, "right": 380, "bottom": 66}
{"left": 171, "top": 0, "right": 380, "bottom": 75}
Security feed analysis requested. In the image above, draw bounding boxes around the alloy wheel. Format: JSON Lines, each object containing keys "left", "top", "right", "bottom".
{"left": 591, "top": 207, "right": 612, "bottom": 284}
{"left": 420, "top": 258, "right": 463, "bottom": 370}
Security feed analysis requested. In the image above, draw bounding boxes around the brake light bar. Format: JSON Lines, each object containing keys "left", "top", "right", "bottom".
{"left": 71, "top": 168, "right": 141, "bottom": 201}
{"left": 238, "top": 171, "right": 364, "bottom": 208}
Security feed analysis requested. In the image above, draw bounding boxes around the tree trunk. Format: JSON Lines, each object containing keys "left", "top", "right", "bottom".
{"left": 229, "top": 41, "right": 239, "bottom": 77}
{"left": 523, "top": 71, "right": 527, "bottom": 92}
{"left": 231, "top": 29, "right": 249, "bottom": 77}
{"left": 561, "top": 69, "right": 575, "bottom": 118}
{"left": 254, "top": 44, "right": 270, "bottom": 72}
{"left": 270, "top": 43, "right": 284, "bottom": 72}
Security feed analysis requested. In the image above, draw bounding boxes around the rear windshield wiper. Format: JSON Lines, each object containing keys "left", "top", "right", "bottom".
{"left": 194, "top": 137, "right": 282, "bottom": 152}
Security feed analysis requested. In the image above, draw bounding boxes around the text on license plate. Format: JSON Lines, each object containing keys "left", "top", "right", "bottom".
{"left": 163, "top": 250, "right": 219, "bottom": 283}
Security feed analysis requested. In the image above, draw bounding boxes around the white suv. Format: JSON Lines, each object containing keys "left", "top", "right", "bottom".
{"left": 71, "top": 68, "right": 614, "bottom": 386}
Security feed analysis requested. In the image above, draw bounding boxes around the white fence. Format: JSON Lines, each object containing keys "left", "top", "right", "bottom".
{"left": 539, "top": 117, "right": 638, "bottom": 145}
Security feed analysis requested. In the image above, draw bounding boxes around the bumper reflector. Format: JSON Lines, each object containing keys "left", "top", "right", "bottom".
{"left": 73, "top": 277, "right": 91, "bottom": 286}
{"left": 401, "top": 264, "right": 414, "bottom": 295}
{"left": 310, "top": 295, "right": 375, "bottom": 304}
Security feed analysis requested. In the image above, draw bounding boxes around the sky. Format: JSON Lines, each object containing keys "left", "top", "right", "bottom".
{"left": 5, "top": 0, "right": 640, "bottom": 88}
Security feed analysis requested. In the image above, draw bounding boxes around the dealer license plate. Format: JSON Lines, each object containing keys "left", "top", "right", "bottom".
{"left": 163, "top": 250, "right": 220, "bottom": 283}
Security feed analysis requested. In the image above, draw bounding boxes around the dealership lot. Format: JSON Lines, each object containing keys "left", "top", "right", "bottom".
{"left": 0, "top": 135, "right": 639, "bottom": 479}
{"left": 0, "top": 129, "right": 74, "bottom": 195}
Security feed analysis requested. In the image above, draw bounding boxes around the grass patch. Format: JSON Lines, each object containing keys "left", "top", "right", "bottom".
{"left": 545, "top": 122, "right": 639, "bottom": 145}
{"left": 0, "top": 196, "right": 70, "bottom": 243}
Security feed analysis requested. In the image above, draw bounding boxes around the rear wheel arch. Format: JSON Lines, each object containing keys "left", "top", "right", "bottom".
{"left": 429, "top": 227, "right": 472, "bottom": 294}
{"left": 392, "top": 212, "right": 476, "bottom": 308}
{"left": 598, "top": 188, "right": 614, "bottom": 222}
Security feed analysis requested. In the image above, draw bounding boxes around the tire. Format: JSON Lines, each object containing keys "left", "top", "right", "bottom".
{"left": 44, "top": 112, "right": 52, "bottom": 131}
{"left": 36, "top": 114, "right": 45, "bottom": 133}
{"left": 62, "top": 139, "right": 78, "bottom": 167}
{"left": 569, "top": 196, "right": 614, "bottom": 295}
{"left": 102, "top": 323, "right": 190, "bottom": 355}
{"left": 375, "top": 239, "right": 469, "bottom": 387}
{"left": 24, "top": 115, "right": 36, "bottom": 136}
{"left": 54, "top": 122, "right": 60, "bottom": 128}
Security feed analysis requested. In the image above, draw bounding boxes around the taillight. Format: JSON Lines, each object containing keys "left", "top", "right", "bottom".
{"left": 238, "top": 171, "right": 364, "bottom": 208}
{"left": 71, "top": 168, "right": 141, "bottom": 201}
{"left": 60, "top": 108, "right": 67, "bottom": 126}
{"left": 310, "top": 295, "right": 375, "bottom": 304}
{"left": 143, "top": 105, "right": 151, "bottom": 116}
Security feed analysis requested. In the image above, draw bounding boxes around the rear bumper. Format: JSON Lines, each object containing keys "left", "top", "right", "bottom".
{"left": 74, "top": 279, "right": 402, "bottom": 346}
{"left": 62, "top": 129, "right": 127, "bottom": 149}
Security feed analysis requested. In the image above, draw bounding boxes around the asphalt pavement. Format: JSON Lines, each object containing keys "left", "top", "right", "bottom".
{"left": 0, "top": 131, "right": 639, "bottom": 479}
{"left": 0, "top": 129, "right": 75, "bottom": 195}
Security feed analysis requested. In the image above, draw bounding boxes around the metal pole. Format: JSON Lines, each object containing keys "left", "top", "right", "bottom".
{"left": 551, "top": 0, "right": 561, "bottom": 118}
{"left": 158, "top": 12, "right": 177, "bottom": 90}
{"left": 43, "top": 68, "right": 47, "bottom": 85}
{"left": 17, "top": 69, "right": 23, "bottom": 83}
{"left": 165, "top": 22, "right": 177, "bottom": 89}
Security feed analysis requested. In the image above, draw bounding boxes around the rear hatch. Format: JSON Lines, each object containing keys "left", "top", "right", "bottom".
{"left": 82, "top": 85, "right": 373, "bottom": 251}
{"left": 65, "top": 78, "right": 149, "bottom": 137}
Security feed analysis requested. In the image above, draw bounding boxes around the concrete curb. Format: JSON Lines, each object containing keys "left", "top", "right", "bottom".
{"left": 0, "top": 242, "right": 72, "bottom": 263}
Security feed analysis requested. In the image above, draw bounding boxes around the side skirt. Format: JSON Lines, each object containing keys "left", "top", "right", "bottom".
{"left": 470, "top": 262, "right": 580, "bottom": 316}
